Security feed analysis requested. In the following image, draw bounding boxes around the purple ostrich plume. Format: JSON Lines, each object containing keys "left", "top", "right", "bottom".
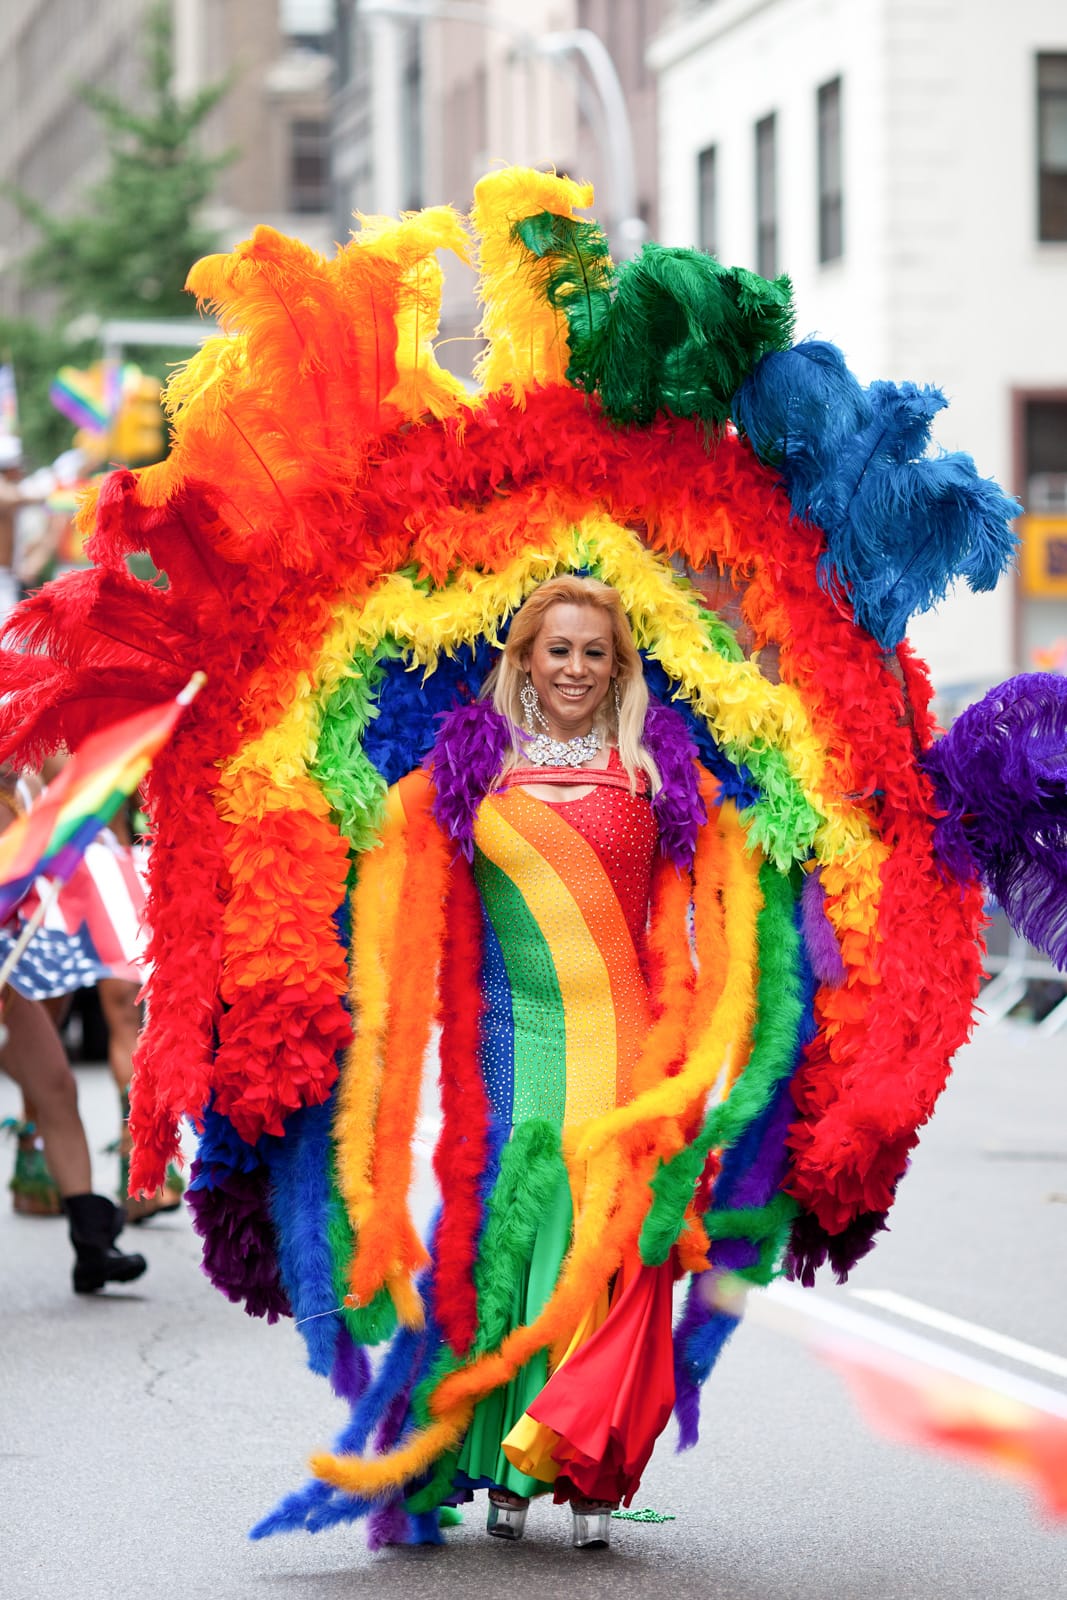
{"left": 922, "top": 672, "right": 1067, "bottom": 968}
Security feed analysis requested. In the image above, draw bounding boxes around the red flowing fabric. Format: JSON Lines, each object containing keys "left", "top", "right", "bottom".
{"left": 525, "top": 1258, "right": 676, "bottom": 1505}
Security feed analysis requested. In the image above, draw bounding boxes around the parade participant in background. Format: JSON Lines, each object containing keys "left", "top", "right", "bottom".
{"left": 0, "top": 688, "right": 200, "bottom": 1285}
{"left": 5, "top": 765, "right": 183, "bottom": 1222}
{"left": 0, "top": 770, "right": 147, "bottom": 1291}
{"left": 0, "top": 436, "right": 31, "bottom": 622}
{"left": 0, "top": 167, "right": 1060, "bottom": 1552}
{"left": 14, "top": 447, "right": 92, "bottom": 597}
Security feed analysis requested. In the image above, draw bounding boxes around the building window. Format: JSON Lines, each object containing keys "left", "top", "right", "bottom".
{"left": 755, "top": 113, "right": 777, "bottom": 278}
{"left": 697, "top": 145, "right": 718, "bottom": 256}
{"left": 1024, "top": 397, "right": 1067, "bottom": 505}
{"left": 1037, "top": 53, "right": 1067, "bottom": 241}
{"left": 1018, "top": 394, "right": 1067, "bottom": 602}
{"left": 289, "top": 119, "right": 330, "bottom": 213}
{"left": 817, "top": 76, "right": 843, "bottom": 263}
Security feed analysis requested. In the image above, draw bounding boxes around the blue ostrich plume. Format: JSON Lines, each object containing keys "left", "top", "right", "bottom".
{"left": 734, "top": 341, "right": 1019, "bottom": 647}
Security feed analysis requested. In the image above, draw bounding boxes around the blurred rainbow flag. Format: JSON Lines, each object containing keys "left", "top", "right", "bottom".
{"left": 731, "top": 1280, "right": 1067, "bottom": 1520}
{"left": 0, "top": 363, "right": 18, "bottom": 436}
{"left": 828, "top": 1340, "right": 1067, "bottom": 1518}
{"left": 0, "top": 674, "right": 204, "bottom": 923}
{"left": 48, "top": 361, "right": 123, "bottom": 434}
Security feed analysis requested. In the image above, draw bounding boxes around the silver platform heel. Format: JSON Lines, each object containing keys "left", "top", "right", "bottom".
{"left": 487, "top": 1492, "right": 529, "bottom": 1540}
{"left": 571, "top": 1505, "right": 613, "bottom": 1549}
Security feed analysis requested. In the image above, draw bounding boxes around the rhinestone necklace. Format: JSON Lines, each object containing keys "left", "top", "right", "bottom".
{"left": 523, "top": 729, "right": 601, "bottom": 768}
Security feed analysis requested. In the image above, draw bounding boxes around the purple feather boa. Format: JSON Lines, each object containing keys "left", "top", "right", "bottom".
{"left": 783, "top": 1206, "right": 890, "bottom": 1286}
{"left": 671, "top": 1278, "right": 742, "bottom": 1450}
{"left": 330, "top": 1332, "right": 371, "bottom": 1405}
{"left": 922, "top": 672, "right": 1067, "bottom": 967}
{"left": 430, "top": 696, "right": 703, "bottom": 867}
{"left": 670, "top": 1084, "right": 797, "bottom": 1442}
{"left": 365, "top": 1363, "right": 422, "bottom": 1548}
{"left": 644, "top": 697, "right": 706, "bottom": 865}
{"left": 800, "top": 868, "right": 846, "bottom": 986}
{"left": 367, "top": 1499, "right": 411, "bottom": 1551}
{"left": 428, "top": 702, "right": 513, "bottom": 859}
{"left": 671, "top": 1286, "right": 708, "bottom": 1450}
{"left": 185, "top": 1167, "right": 291, "bottom": 1322}
{"left": 727, "top": 1088, "right": 798, "bottom": 1212}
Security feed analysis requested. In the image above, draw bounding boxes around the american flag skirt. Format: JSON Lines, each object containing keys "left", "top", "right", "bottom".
{"left": 0, "top": 830, "right": 149, "bottom": 1001}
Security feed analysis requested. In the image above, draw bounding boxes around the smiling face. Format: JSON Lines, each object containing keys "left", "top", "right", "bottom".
{"left": 523, "top": 601, "right": 616, "bottom": 742}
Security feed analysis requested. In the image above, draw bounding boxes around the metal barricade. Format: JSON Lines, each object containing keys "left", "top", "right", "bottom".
{"left": 980, "top": 915, "right": 1067, "bottom": 1034}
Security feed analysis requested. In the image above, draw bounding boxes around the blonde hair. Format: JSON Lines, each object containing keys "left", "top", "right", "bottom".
{"left": 484, "top": 575, "right": 661, "bottom": 795}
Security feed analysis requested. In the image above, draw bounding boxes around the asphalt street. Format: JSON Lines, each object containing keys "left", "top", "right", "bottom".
{"left": 1, "top": 1019, "right": 1064, "bottom": 1600}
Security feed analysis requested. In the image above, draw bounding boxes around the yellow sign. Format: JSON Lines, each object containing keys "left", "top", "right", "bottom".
{"left": 111, "top": 371, "right": 165, "bottom": 465}
{"left": 1020, "top": 514, "right": 1067, "bottom": 597}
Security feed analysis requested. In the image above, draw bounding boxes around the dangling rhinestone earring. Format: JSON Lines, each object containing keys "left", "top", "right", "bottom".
{"left": 613, "top": 679, "right": 622, "bottom": 722}
{"left": 520, "top": 675, "right": 542, "bottom": 734}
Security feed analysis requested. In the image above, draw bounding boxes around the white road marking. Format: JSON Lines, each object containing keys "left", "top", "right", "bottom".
{"left": 749, "top": 1281, "right": 1067, "bottom": 1419}
{"left": 849, "top": 1289, "right": 1067, "bottom": 1383}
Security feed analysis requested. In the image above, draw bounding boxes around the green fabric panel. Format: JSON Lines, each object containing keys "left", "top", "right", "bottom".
{"left": 474, "top": 849, "right": 567, "bottom": 1129}
{"left": 454, "top": 1168, "right": 573, "bottom": 1496}
{"left": 405, "top": 1120, "right": 570, "bottom": 1513}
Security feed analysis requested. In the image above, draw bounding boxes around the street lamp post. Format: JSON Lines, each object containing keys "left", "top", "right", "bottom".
{"left": 358, "top": 0, "right": 647, "bottom": 258}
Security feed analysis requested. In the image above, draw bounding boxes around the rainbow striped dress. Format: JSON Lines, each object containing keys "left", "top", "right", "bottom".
{"left": 473, "top": 758, "right": 656, "bottom": 1133}
{"left": 453, "top": 756, "right": 663, "bottom": 1497}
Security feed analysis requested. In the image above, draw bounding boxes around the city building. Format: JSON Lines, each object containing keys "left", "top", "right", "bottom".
{"left": 0, "top": 0, "right": 334, "bottom": 322}
{"left": 650, "top": 0, "right": 1067, "bottom": 696}
{"left": 332, "top": 0, "right": 666, "bottom": 380}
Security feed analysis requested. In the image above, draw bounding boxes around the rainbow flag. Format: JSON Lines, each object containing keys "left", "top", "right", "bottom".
{"left": 745, "top": 1281, "right": 1067, "bottom": 1521}
{"left": 0, "top": 363, "right": 18, "bottom": 435}
{"left": 49, "top": 363, "right": 114, "bottom": 435}
{"left": 827, "top": 1341, "right": 1067, "bottom": 1518}
{"left": 0, "top": 674, "right": 204, "bottom": 924}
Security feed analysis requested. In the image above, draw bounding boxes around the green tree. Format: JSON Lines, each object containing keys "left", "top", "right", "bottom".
{"left": 2, "top": 2, "right": 234, "bottom": 464}
{"left": 13, "top": 3, "right": 233, "bottom": 320}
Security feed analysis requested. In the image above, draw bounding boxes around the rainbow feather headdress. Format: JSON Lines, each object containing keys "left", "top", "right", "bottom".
{"left": 0, "top": 167, "right": 1052, "bottom": 1544}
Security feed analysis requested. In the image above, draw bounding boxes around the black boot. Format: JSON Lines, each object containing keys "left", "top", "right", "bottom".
{"left": 63, "top": 1193, "right": 148, "bottom": 1294}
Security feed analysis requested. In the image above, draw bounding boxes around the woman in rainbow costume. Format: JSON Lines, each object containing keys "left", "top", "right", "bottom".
{"left": 424, "top": 571, "right": 706, "bottom": 1543}
{"left": 0, "top": 166, "right": 1063, "bottom": 1551}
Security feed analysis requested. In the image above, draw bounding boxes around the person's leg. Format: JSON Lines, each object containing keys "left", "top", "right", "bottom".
{"left": 1, "top": 991, "right": 91, "bottom": 1194}
{"left": 41, "top": 993, "right": 73, "bottom": 1030}
{"left": 96, "top": 977, "right": 139, "bottom": 1094}
{"left": 1, "top": 991, "right": 147, "bottom": 1292}
{"left": 7, "top": 996, "right": 81, "bottom": 1215}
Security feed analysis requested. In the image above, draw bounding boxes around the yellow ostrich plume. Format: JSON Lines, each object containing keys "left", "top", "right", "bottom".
{"left": 353, "top": 206, "right": 473, "bottom": 423}
{"left": 471, "top": 166, "right": 597, "bottom": 401}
